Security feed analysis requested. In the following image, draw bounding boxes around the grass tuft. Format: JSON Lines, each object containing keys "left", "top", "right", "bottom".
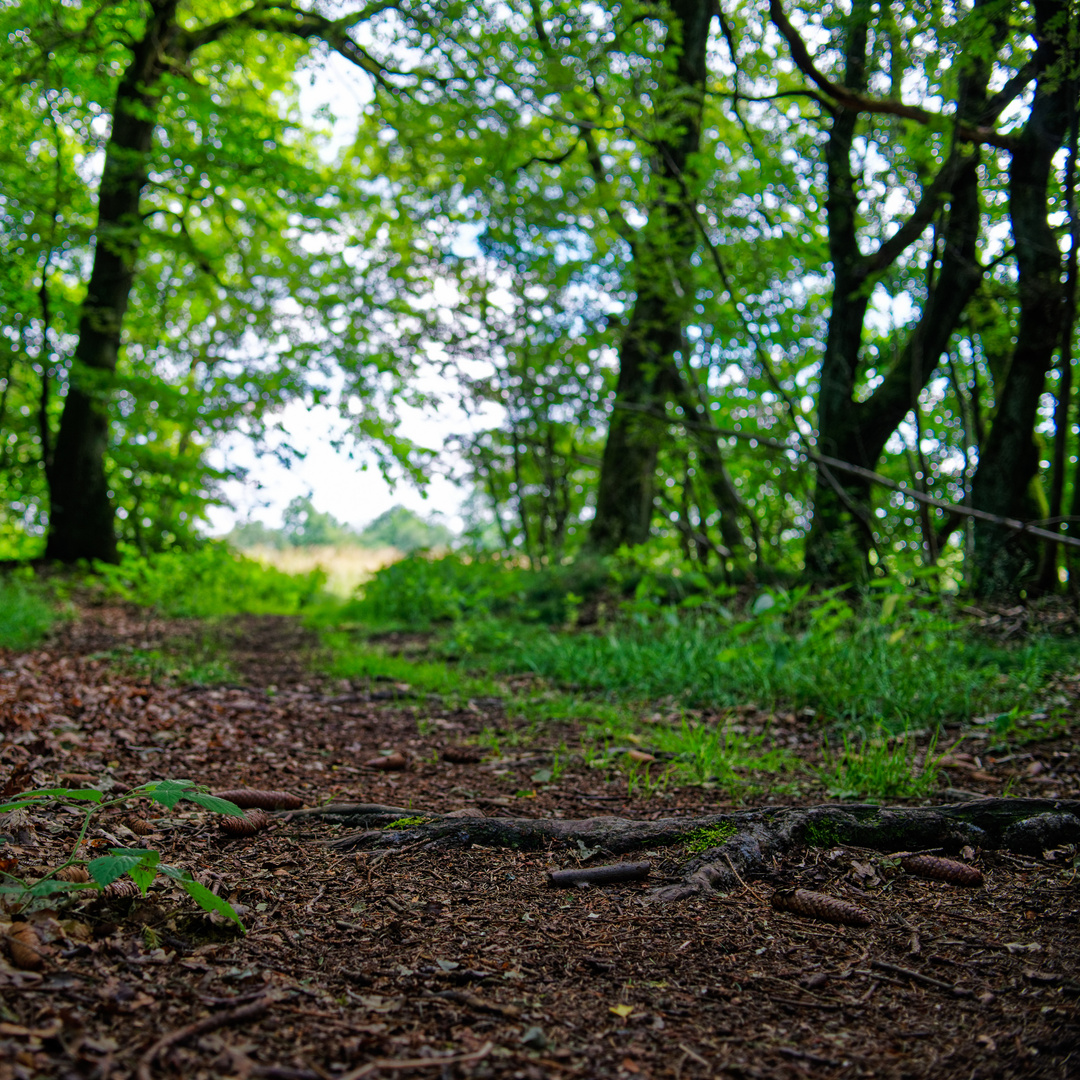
{"left": 0, "top": 572, "right": 60, "bottom": 649}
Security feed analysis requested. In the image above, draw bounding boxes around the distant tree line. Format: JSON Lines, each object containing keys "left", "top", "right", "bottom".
{"left": 227, "top": 500, "right": 454, "bottom": 553}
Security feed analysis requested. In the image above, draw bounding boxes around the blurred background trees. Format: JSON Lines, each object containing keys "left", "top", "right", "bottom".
{"left": 1, "top": 0, "right": 1077, "bottom": 598}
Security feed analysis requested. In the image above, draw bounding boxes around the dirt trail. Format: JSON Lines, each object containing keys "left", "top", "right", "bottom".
{"left": 0, "top": 607, "right": 1077, "bottom": 1079}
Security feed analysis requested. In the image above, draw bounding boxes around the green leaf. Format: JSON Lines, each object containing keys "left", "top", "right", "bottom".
{"left": 182, "top": 792, "right": 245, "bottom": 817}
{"left": 139, "top": 779, "right": 196, "bottom": 809}
{"left": 88, "top": 850, "right": 158, "bottom": 886}
{"left": 26, "top": 879, "right": 100, "bottom": 897}
{"left": 0, "top": 787, "right": 104, "bottom": 810}
{"left": 127, "top": 863, "right": 158, "bottom": 896}
{"left": 160, "top": 865, "right": 245, "bottom": 931}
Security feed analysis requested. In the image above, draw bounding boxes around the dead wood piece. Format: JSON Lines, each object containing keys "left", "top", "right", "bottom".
{"left": 900, "top": 854, "right": 984, "bottom": 887}
{"left": 307, "top": 798, "right": 1080, "bottom": 903}
{"left": 215, "top": 789, "right": 304, "bottom": 811}
{"left": 771, "top": 889, "right": 872, "bottom": 927}
{"left": 870, "top": 960, "right": 973, "bottom": 997}
{"left": 336, "top": 1041, "right": 493, "bottom": 1080}
{"left": 136, "top": 993, "right": 281, "bottom": 1080}
{"left": 547, "top": 861, "right": 652, "bottom": 888}
{"left": 424, "top": 988, "right": 521, "bottom": 1018}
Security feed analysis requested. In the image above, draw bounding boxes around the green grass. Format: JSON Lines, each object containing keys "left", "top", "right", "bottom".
{"left": 817, "top": 729, "right": 943, "bottom": 801}
{"left": 94, "top": 543, "right": 330, "bottom": 618}
{"left": 431, "top": 605, "right": 1076, "bottom": 733}
{"left": 0, "top": 573, "right": 61, "bottom": 649}
{"left": 105, "top": 643, "right": 236, "bottom": 687}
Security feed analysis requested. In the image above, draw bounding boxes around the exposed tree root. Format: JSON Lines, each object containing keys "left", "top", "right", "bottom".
{"left": 287, "top": 798, "right": 1080, "bottom": 901}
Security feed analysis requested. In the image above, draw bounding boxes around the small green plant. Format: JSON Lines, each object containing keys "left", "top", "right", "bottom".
{"left": 0, "top": 779, "right": 247, "bottom": 929}
{"left": 683, "top": 822, "right": 737, "bottom": 853}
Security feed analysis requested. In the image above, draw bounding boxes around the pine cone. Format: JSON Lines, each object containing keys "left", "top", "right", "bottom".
{"left": 126, "top": 817, "right": 155, "bottom": 836}
{"left": 770, "top": 888, "right": 872, "bottom": 927}
{"left": 103, "top": 879, "right": 140, "bottom": 899}
{"left": 214, "top": 789, "right": 303, "bottom": 810}
{"left": 220, "top": 808, "right": 270, "bottom": 836}
{"left": 7, "top": 923, "right": 45, "bottom": 970}
{"left": 54, "top": 865, "right": 91, "bottom": 883}
{"left": 900, "top": 855, "right": 984, "bottom": 887}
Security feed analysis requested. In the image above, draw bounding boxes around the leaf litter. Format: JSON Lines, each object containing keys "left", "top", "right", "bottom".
{"left": 0, "top": 604, "right": 1076, "bottom": 1078}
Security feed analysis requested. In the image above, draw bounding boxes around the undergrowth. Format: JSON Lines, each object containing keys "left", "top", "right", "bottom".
{"left": 94, "top": 543, "right": 329, "bottom": 618}
{"left": 0, "top": 572, "right": 62, "bottom": 649}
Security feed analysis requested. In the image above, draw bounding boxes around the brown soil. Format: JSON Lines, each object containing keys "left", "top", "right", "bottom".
{"left": 0, "top": 606, "right": 1077, "bottom": 1079}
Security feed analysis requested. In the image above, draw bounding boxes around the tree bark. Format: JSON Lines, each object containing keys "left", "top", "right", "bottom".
{"left": 969, "top": 0, "right": 1074, "bottom": 597}
{"left": 589, "top": 0, "right": 737, "bottom": 555}
{"left": 45, "top": 0, "right": 181, "bottom": 563}
{"left": 803, "top": 0, "right": 997, "bottom": 582}
{"left": 292, "top": 798, "right": 1080, "bottom": 902}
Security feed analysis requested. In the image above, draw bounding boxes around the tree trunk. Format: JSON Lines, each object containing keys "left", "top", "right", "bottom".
{"left": 45, "top": 1, "right": 180, "bottom": 563}
{"left": 804, "top": 0, "right": 996, "bottom": 583}
{"left": 589, "top": 0, "right": 717, "bottom": 555}
{"left": 293, "top": 798, "right": 1080, "bottom": 902}
{"left": 970, "top": 0, "right": 1074, "bottom": 597}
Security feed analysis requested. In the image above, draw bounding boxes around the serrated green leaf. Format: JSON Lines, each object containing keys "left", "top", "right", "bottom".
{"left": 88, "top": 851, "right": 157, "bottom": 886}
{"left": 182, "top": 792, "right": 244, "bottom": 817}
{"left": 140, "top": 779, "right": 194, "bottom": 809}
{"left": 0, "top": 787, "right": 103, "bottom": 808}
{"left": 162, "top": 867, "right": 244, "bottom": 931}
{"left": 128, "top": 863, "right": 158, "bottom": 895}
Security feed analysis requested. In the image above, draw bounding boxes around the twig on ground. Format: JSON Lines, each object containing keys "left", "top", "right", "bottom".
{"left": 137, "top": 994, "right": 282, "bottom": 1080}
{"left": 336, "top": 1041, "right": 494, "bottom": 1080}
{"left": 870, "top": 959, "right": 973, "bottom": 997}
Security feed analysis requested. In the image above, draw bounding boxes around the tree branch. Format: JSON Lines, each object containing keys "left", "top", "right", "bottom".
{"left": 768, "top": 0, "right": 1019, "bottom": 151}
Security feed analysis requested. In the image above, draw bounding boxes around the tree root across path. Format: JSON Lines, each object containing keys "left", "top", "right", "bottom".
{"left": 286, "top": 797, "right": 1080, "bottom": 901}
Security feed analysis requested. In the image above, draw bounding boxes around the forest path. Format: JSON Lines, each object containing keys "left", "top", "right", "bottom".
{"left": 0, "top": 606, "right": 1077, "bottom": 1078}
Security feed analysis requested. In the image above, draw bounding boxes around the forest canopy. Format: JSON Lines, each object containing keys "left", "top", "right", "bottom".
{"left": 1, "top": 0, "right": 1078, "bottom": 597}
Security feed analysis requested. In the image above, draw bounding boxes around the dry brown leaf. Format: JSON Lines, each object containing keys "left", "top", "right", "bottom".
{"left": 900, "top": 855, "right": 984, "bottom": 887}
{"left": 214, "top": 789, "right": 304, "bottom": 810}
{"left": 54, "top": 865, "right": 91, "bottom": 883}
{"left": 7, "top": 923, "right": 45, "bottom": 970}
{"left": 626, "top": 750, "right": 657, "bottom": 764}
{"left": 220, "top": 808, "right": 271, "bottom": 836}
{"left": 57, "top": 772, "right": 98, "bottom": 787}
{"left": 770, "top": 888, "right": 872, "bottom": 927}
{"left": 365, "top": 752, "right": 407, "bottom": 771}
